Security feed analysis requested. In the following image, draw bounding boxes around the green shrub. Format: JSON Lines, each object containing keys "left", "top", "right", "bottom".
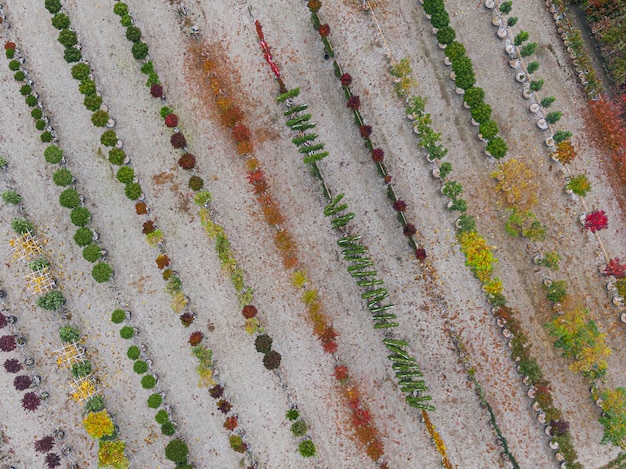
{"left": 507, "top": 16, "right": 518, "bottom": 27}
{"left": 538, "top": 251, "right": 561, "bottom": 271}
{"left": 553, "top": 130, "right": 572, "bottom": 144}
{"left": 44, "top": 145, "right": 63, "bottom": 164}
{"left": 58, "top": 29, "right": 78, "bottom": 48}
{"left": 12, "top": 217, "right": 34, "bottom": 234}
{"left": 541, "top": 96, "right": 556, "bottom": 108}
{"left": 71, "top": 361, "right": 92, "bottom": 378}
{"left": 520, "top": 42, "right": 538, "bottom": 58}
{"left": 127, "top": 345, "right": 140, "bottom": 360}
{"left": 120, "top": 326, "right": 134, "bottom": 339}
{"left": 436, "top": 26, "right": 455, "bottom": 45}
{"left": 5, "top": 49, "right": 14, "bottom": 59}
{"left": 70, "top": 207, "right": 91, "bottom": 227}
{"left": 451, "top": 56, "right": 475, "bottom": 89}
{"left": 161, "top": 422, "right": 175, "bottom": 436}
{"left": 442, "top": 181, "right": 463, "bottom": 199}
{"left": 519, "top": 358, "right": 542, "bottom": 384}
{"left": 2, "top": 190, "right": 22, "bottom": 205}
{"left": 0, "top": 157, "right": 7, "bottom": 168}
{"left": 486, "top": 137, "right": 508, "bottom": 159}
{"left": 299, "top": 440, "right": 316, "bottom": 458}
{"left": 254, "top": 334, "right": 273, "bottom": 354}
{"left": 141, "top": 61, "right": 154, "bottom": 74}
{"left": 546, "top": 111, "right": 563, "bottom": 125}
{"left": 108, "top": 148, "right": 126, "bottom": 165}
{"left": 499, "top": 1, "right": 512, "bottom": 14}
{"left": 444, "top": 41, "right": 465, "bottom": 62}
{"left": 29, "top": 257, "right": 50, "bottom": 271}
{"left": 463, "top": 87, "right": 485, "bottom": 109}
{"left": 543, "top": 280, "right": 568, "bottom": 303}
{"left": 63, "top": 47, "right": 82, "bottom": 63}
{"left": 114, "top": 2, "right": 129, "bottom": 16}
{"left": 45, "top": 0, "right": 62, "bottom": 14}
{"left": 229, "top": 435, "right": 246, "bottom": 453}
{"left": 74, "top": 227, "right": 94, "bottom": 246}
{"left": 20, "top": 84, "right": 32, "bottom": 96}
{"left": 91, "top": 110, "right": 109, "bottom": 127}
{"left": 31, "top": 108, "right": 43, "bottom": 119}
{"left": 59, "top": 326, "right": 80, "bottom": 343}
{"left": 456, "top": 214, "right": 476, "bottom": 233}
{"left": 147, "top": 393, "right": 162, "bottom": 409}
{"left": 188, "top": 176, "right": 204, "bottom": 191}
{"left": 155, "top": 410, "right": 169, "bottom": 424}
{"left": 71, "top": 63, "right": 90, "bottom": 80}
{"left": 165, "top": 439, "right": 188, "bottom": 463}
{"left": 146, "top": 72, "right": 160, "bottom": 87}
{"left": 111, "top": 309, "right": 126, "bottom": 324}
{"left": 125, "top": 182, "right": 142, "bottom": 200}
{"left": 423, "top": 0, "right": 445, "bottom": 16}
{"left": 141, "top": 375, "right": 156, "bottom": 389}
{"left": 530, "top": 79, "right": 544, "bottom": 92}
{"left": 430, "top": 10, "right": 450, "bottom": 28}
{"left": 59, "top": 188, "right": 80, "bottom": 209}
{"left": 514, "top": 31, "right": 529, "bottom": 46}
{"left": 14, "top": 71, "right": 26, "bottom": 81}
{"left": 125, "top": 26, "right": 142, "bottom": 43}
{"left": 116, "top": 166, "right": 135, "bottom": 184}
{"left": 291, "top": 420, "right": 307, "bottom": 437}
{"left": 83, "top": 244, "right": 103, "bottom": 263}
{"left": 566, "top": 174, "right": 591, "bottom": 197}
{"left": 527, "top": 61, "right": 539, "bottom": 74}
{"left": 79, "top": 79, "right": 96, "bottom": 96}
{"left": 52, "top": 13, "right": 70, "bottom": 29}
{"left": 36, "top": 290, "right": 66, "bottom": 311}
{"left": 160, "top": 106, "right": 173, "bottom": 119}
{"left": 448, "top": 198, "right": 467, "bottom": 212}
{"left": 92, "top": 262, "right": 113, "bottom": 283}
{"left": 120, "top": 15, "right": 133, "bottom": 27}
{"left": 133, "top": 360, "right": 148, "bottom": 374}
{"left": 8, "top": 60, "right": 20, "bottom": 71}
{"left": 84, "top": 94, "right": 103, "bottom": 111}
{"left": 470, "top": 102, "right": 492, "bottom": 124}
{"left": 53, "top": 168, "right": 73, "bottom": 186}
{"left": 131, "top": 42, "right": 149, "bottom": 60}
{"left": 40, "top": 132, "right": 53, "bottom": 143}
{"left": 25, "top": 95, "right": 38, "bottom": 107}
{"left": 35, "top": 120, "right": 46, "bottom": 131}
{"left": 84, "top": 395, "right": 104, "bottom": 414}
{"left": 286, "top": 409, "right": 300, "bottom": 421}
{"left": 438, "top": 161, "right": 452, "bottom": 179}
{"left": 100, "top": 130, "right": 118, "bottom": 147}
{"left": 479, "top": 120, "right": 498, "bottom": 140}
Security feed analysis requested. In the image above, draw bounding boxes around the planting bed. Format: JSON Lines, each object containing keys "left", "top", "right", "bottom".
{"left": 1, "top": 0, "right": 625, "bottom": 467}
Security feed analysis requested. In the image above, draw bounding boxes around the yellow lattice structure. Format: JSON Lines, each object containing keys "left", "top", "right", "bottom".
{"left": 70, "top": 376, "right": 98, "bottom": 403}
{"left": 9, "top": 231, "right": 43, "bottom": 262}
{"left": 56, "top": 342, "right": 86, "bottom": 370}
{"left": 25, "top": 268, "right": 55, "bottom": 294}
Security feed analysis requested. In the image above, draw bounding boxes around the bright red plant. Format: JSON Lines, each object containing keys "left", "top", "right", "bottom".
{"left": 318, "top": 24, "right": 330, "bottom": 37}
{"left": 605, "top": 258, "right": 626, "bottom": 278}
{"left": 347, "top": 96, "right": 360, "bottom": 110}
{"left": 150, "top": 84, "right": 163, "bottom": 98}
{"left": 164, "top": 114, "right": 178, "bottom": 128}
{"left": 359, "top": 125, "right": 372, "bottom": 138}
{"left": 340, "top": 73, "right": 352, "bottom": 86}
{"left": 584, "top": 210, "right": 608, "bottom": 232}
{"left": 372, "top": 148, "right": 384, "bottom": 162}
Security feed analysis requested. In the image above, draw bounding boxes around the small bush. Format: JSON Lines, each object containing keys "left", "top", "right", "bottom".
{"left": 229, "top": 435, "right": 246, "bottom": 453}
{"left": 116, "top": 166, "right": 135, "bottom": 184}
{"left": 463, "top": 87, "right": 484, "bottom": 108}
{"left": 29, "top": 257, "right": 50, "bottom": 272}
{"left": 147, "top": 393, "right": 162, "bottom": 409}
{"left": 71, "top": 361, "right": 92, "bottom": 378}
{"left": 165, "top": 439, "right": 188, "bottom": 463}
{"left": 5, "top": 49, "right": 14, "bottom": 59}
{"left": 45, "top": 0, "right": 62, "bottom": 14}
{"left": 141, "top": 374, "right": 156, "bottom": 389}
{"left": 286, "top": 409, "right": 300, "bottom": 421}
{"left": 436, "top": 26, "right": 456, "bottom": 45}
{"left": 541, "top": 96, "right": 556, "bottom": 108}
{"left": 51, "top": 13, "right": 70, "bottom": 29}
{"left": 8, "top": 60, "right": 20, "bottom": 71}
{"left": 155, "top": 410, "right": 169, "bottom": 424}
{"left": 263, "top": 350, "right": 281, "bottom": 370}
{"left": 36, "top": 291, "right": 65, "bottom": 311}
{"left": 299, "top": 440, "right": 316, "bottom": 458}
{"left": 543, "top": 280, "right": 568, "bottom": 303}
{"left": 59, "top": 188, "right": 80, "bottom": 208}
{"left": 151, "top": 84, "right": 164, "bottom": 97}
{"left": 527, "top": 61, "right": 539, "bottom": 74}
{"left": 84, "top": 395, "right": 104, "bottom": 413}
{"left": 499, "top": 1, "right": 512, "bottom": 14}
{"left": 188, "top": 176, "right": 204, "bottom": 191}
{"left": 2, "top": 190, "right": 21, "bottom": 205}
{"left": 514, "top": 31, "right": 529, "bottom": 46}
{"left": 566, "top": 174, "right": 591, "bottom": 197}
{"left": 71, "top": 63, "right": 90, "bottom": 80}
{"left": 553, "top": 130, "right": 572, "bottom": 144}
{"left": 70, "top": 207, "right": 91, "bottom": 226}
{"left": 479, "top": 120, "right": 498, "bottom": 140}
{"left": 125, "top": 26, "right": 141, "bottom": 43}
{"left": 160, "top": 106, "right": 173, "bottom": 119}
{"left": 44, "top": 145, "right": 63, "bottom": 164}
{"left": 546, "top": 111, "right": 563, "bottom": 125}
{"left": 520, "top": 42, "right": 538, "bottom": 58}
{"left": 25, "top": 95, "right": 38, "bottom": 107}
{"left": 63, "top": 47, "right": 82, "bottom": 63}
{"left": 171, "top": 132, "right": 187, "bottom": 149}
{"left": 108, "top": 148, "right": 126, "bottom": 165}
{"left": 40, "top": 132, "right": 53, "bottom": 143}
{"left": 133, "top": 360, "right": 148, "bottom": 374}
{"left": 20, "top": 84, "right": 32, "bottom": 96}
{"left": 58, "top": 29, "right": 78, "bottom": 48}
{"left": 91, "top": 110, "right": 109, "bottom": 127}
{"left": 178, "top": 153, "right": 196, "bottom": 169}
{"left": 74, "top": 227, "right": 94, "bottom": 246}
{"left": 59, "top": 326, "right": 81, "bottom": 343}
{"left": 125, "top": 182, "right": 142, "bottom": 200}
{"left": 291, "top": 420, "right": 307, "bottom": 437}
{"left": 100, "top": 130, "right": 118, "bottom": 147}
{"left": 127, "top": 345, "right": 140, "bottom": 360}
{"left": 14, "top": 71, "right": 26, "bottom": 81}
{"left": 255, "top": 334, "right": 273, "bottom": 354}
{"left": 161, "top": 422, "right": 175, "bottom": 436}
{"left": 111, "top": 309, "right": 126, "bottom": 324}
{"left": 113, "top": 2, "right": 129, "bottom": 16}
{"left": 242, "top": 305, "right": 257, "bottom": 319}
{"left": 530, "top": 79, "right": 544, "bottom": 92}
{"left": 120, "top": 326, "right": 134, "bottom": 339}
{"left": 82, "top": 244, "right": 102, "bottom": 262}
{"left": 486, "top": 137, "right": 508, "bottom": 159}
{"left": 12, "top": 217, "right": 34, "bottom": 234}
{"left": 84, "top": 94, "right": 103, "bottom": 111}
{"left": 31, "top": 108, "right": 43, "bottom": 119}
{"left": 79, "top": 79, "right": 96, "bottom": 96}
{"left": 131, "top": 42, "right": 149, "bottom": 60}
{"left": 165, "top": 113, "right": 178, "bottom": 128}
{"left": 35, "top": 120, "right": 46, "bottom": 131}
{"left": 120, "top": 15, "right": 133, "bottom": 27}
{"left": 507, "top": 16, "right": 518, "bottom": 27}
{"left": 92, "top": 262, "right": 113, "bottom": 283}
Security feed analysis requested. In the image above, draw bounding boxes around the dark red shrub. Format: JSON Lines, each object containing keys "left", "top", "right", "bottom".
{"left": 403, "top": 224, "right": 417, "bottom": 236}
{"left": 224, "top": 415, "right": 238, "bottom": 431}
{"left": 232, "top": 123, "right": 251, "bottom": 144}
{"left": 318, "top": 24, "right": 330, "bottom": 37}
{"left": 320, "top": 325, "right": 338, "bottom": 345}
{"left": 4, "top": 42, "right": 16, "bottom": 50}
{"left": 605, "top": 258, "right": 626, "bottom": 278}
{"left": 179, "top": 312, "right": 195, "bottom": 327}
{"left": 165, "top": 114, "right": 178, "bottom": 128}
{"left": 346, "top": 96, "right": 360, "bottom": 110}
{"left": 334, "top": 365, "right": 349, "bottom": 382}
{"left": 150, "top": 84, "right": 163, "bottom": 97}
{"left": 415, "top": 248, "right": 427, "bottom": 260}
{"left": 189, "top": 331, "right": 203, "bottom": 346}
{"left": 4, "top": 358, "right": 22, "bottom": 373}
{"left": 178, "top": 153, "right": 196, "bottom": 170}
{"left": 550, "top": 419, "right": 570, "bottom": 436}
{"left": 584, "top": 210, "right": 608, "bottom": 232}
{"left": 142, "top": 220, "right": 156, "bottom": 235}
{"left": 322, "top": 341, "right": 338, "bottom": 354}
{"left": 14, "top": 375, "right": 32, "bottom": 391}
{"left": 0, "top": 335, "right": 17, "bottom": 352}
{"left": 22, "top": 391, "right": 41, "bottom": 412}
{"left": 372, "top": 148, "right": 384, "bottom": 162}
{"left": 384, "top": 175, "right": 392, "bottom": 183}
{"left": 393, "top": 200, "right": 407, "bottom": 212}
{"left": 340, "top": 73, "right": 352, "bottom": 87}
{"left": 359, "top": 125, "right": 372, "bottom": 139}
{"left": 0, "top": 314, "right": 6, "bottom": 329}
{"left": 217, "top": 399, "right": 232, "bottom": 414}
{"left": 242, "top": 305, "right": 258, "bottom": 319}
{"left": 45, "top": 452, "right": 61, "bottom": 469}
{"left": 34, "top": 435, "right": 55, "bottom": 453}
{"left": 135, "top": 202, "right": 148, "bottom": 215}
{"left": 352, "top": 408, "right": 372, "bottom": 427}
{"left": 171, "top": 132, "right": 187, "bottom": 149}
{"left": 209, "top": 384, "right": 224, "bottom": 399}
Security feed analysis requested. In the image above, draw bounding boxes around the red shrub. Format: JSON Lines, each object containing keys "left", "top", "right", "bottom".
{"left": 384, "top": 175, "right": 392, "bottom": 183}
{"left": 319, "top": 325, "right": 338, "bottom": 344}
{"left": 34, "top": 435, "right": 55, "bottom": 453}
{"left": 4, "top": 358, "right": 22, "bottom": 373}
{"left": 220, "top": 107, "right": 244, "bottom": 128}
{"left": 21, "top": 392, "right": 41, "bottom": 412}
{"left": 150, "top": 84, "right": 163, "bottom": 98}
{"left": 352, "top": 408, "right": 372, "bottom": 427}
{"left": 0, "top": 335, "right": 16, "bottom": 352}
{"left": 4, "top": 42, "right": 16, "bottom": 50}
{"left": 393, "top": 200, "right": 407, "bottom": 211}
{"left": 178, "top": 153, "right": 196, "bottom": 170}
{"left": 359, "top": 125, "right": 372, "bottom": 139}
{"left": 333, "top": 365, "right": 349, "bottom": 382}
{"left": 372, "top": 148, "right": 384, "bottom": 162}
{"left": 318, "top": 24, "right": 330, "bottom": 37}
{"left": 232, "top": 123, "right": 251, "bottom": 144}
{"left": 584, "top": 210, "right": 608, "bottom": 232}
{"left": 415, "top": 248, "right": 427, "bottom": 260}
{"left": 588, "top": 95, "right": 626, "bottom": 180}
{"left": 605, "top": 258, "right": 626, "bottom": 278}
{"left": 209, "top": 384, "right": 224, "bottom": 399}
{"left": 156, "top": 254, "right": 170, "bottom": 270}
{"left": 403, "top": 224, "right": 417, "bottom": 236}
{"left": 45, "top": 453, "right": 61, "bottom": 469}
{"left": 142, "top": 220, "right": 156, "bottom": 235}
{"left": 14, "top": 375, "right": 32, "bottom": 391}
{"left": 189, "top": 331, "right": 203, "bottom": 346}
{"left": 340, "top": 73, "right": 352, "bottom": 87}
{"left": 0, "top": 314, "right": 6, "bottom": 329}
{"left": 347, "top": 96, "right": 360, "bottom": 110}
{"left": 179, "top": 312, "right": 195, "bottom": 327}
{"left": 217, "top": 399, "right": 232, "bottom": 414}
{"left": 135, "top": 202, "right": 148, "bottom": 215}
{"left": 322, "top": 341, "right": 338, "bottom": 354}
{"left": 242, "top": 305, "right": 258, "bottom": 319}
{"left": 165, "top": 114, "right": 179, "bottom": 128}
{"left": 246, "top": 169, "right": 265, "bottom": 185}
{"left": 223, "top": 415, "right": 238, "bottom": 431}
{"left": 171, "top": 132, "right": 187, "bottom": 149}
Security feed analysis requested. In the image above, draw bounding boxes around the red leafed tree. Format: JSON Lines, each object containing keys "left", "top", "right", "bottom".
{"left": 232, "top": 123, "right": 251, "bottom": 144}
{"left": 189, "top": 331, "right": 203, "bottom": 346}
{"left": 150, "top": 84, "right": 163, "bottom": 98}
{"left": 0, "top": 314, "right": 6, "bottom": 329}
{"left": 0, "top": 335, "right": 16, "bottom": 352}
{"left": 318, "top": 24, "right": 330, "bottom": 37}
{"left": 359, "top": 125, "right": 372, "bottom": 138}
{"left": 22, "top": 392, "right": 41, "bottom": 412}
{"left": 223, "top": 415, "right": 238, "bottom": 431}
{"left": 340, "top": 73, "right": 352, "bottom": 87}
{"left": 14, "top": 375, "right": 32, "bottom": 391}
{"left": 4, "top": 42, "right": 16, "bottom": 50}
{"left": 347, "top": 96, "right": 360, "bottom": 110}
{"left": 393, "top": 200, "right": 407, "bottom": 212}
{"left": 584, "top": 210, "right": 608, "bottom": 232}
{"left": 352, "top": 408, "right": 372, "bottom": 427}
{"left": 605, "top": 258, "right": 626, "bottom": 278}
{"left": 45, "top": 452, "right": 61, "bottom": 469}
{"left": 588, "top": 95, "right": 626, "bottom": 180}
{"left": 178, "top": 153, "right": 196, "bottom": 170}
{"left": 333, "top": 365, "right": 348, "bottom": 382}
{"left": 34, "top": 435, "right": 55, "bottom": 453}
{"left": 170, "top": 132, "right": 187, "bottom": 149}
{"left": 164, "top": 114, "right": 179, "bottom": 128}
{"left": 4, "top": 358, "right": 22, "bottom": 373}
{"left": 242, "top": 305, "right": 258, "bottom": 319}
{"left": 372, "top": 148, "right": 384, "bottom": 162}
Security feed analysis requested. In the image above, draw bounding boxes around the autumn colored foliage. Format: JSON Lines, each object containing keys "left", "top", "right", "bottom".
{"left": 588, "top": 95, "right": 626, "bottom": 180}
{"left": 553, "top": 140, "right": 578, "bottom": 165}
{"left": 584, "top": 210, "right": 608, "bottom": 233}
{"left": 605, "top": 258, "right": 626, "bottom": 278}
{"left": 83, "top": 410, "right": 115, "bottom": 439}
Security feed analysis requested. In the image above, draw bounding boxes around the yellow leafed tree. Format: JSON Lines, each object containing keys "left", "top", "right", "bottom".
{"left": 98, "top": 440, "right": 129, "bottom": 469}
{"left": 491, "top": 158, "right": 538, "bottom": 213}
{"left": 83, "top": 410, "right": 115, "bottom": 439}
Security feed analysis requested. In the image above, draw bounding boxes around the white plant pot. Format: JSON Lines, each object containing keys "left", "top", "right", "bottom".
{"left": 106, "top": 119, "right": 115, "bottom": 128}
{"left": 550, "top": 440, "right": 559, "bottom": 450}
{"left": 407, "top": 113, "right": 415, "bottom": 120}
{"left": 530, "top": 103, "right": 540, "bottom": 113}
{"left": 449, "top": 71, "right": 456, "bottom": 81}
{"left": 432, "top": 27, "right": 439, "bottom": 35}
{"left": 516, "top": 72, "right": 527, "bottom": 83}
{"left": 115, "top": 139, "right": 124, "bottom": 149}
{"left": 543, "top": 278, "right": 553, "bottom": 287}
{"left": 620, "top": 312, "right": 626, "bottom": 323}
{"left": 545, "top": 137, "right": 555, "bottom": 147}
{"left": 455, "top": 87, "right": 465, "bottom": 95}
{"left": 505, "top": 44, "right": 515, "bottom": 55}
{"left": 509, "top": 59, "right": 521, "bottom": 69}
{"left": 538, "top": 413, "right": 546, "bottom": 424}
{"left": 413, "top": 125, "right": 420, "bottom": 135}
{"left": 545, "top": 425, "right": 553, "bottom": 436}
{"left": 100, "top": 103, "right": 109, "bottom": 113}
{"left": 537, "top": 118, "right": 548, "bottom": 129}
{"left": 556, "top": 453, "right": 565, "bottom": 462}
{"left": 613, "top": 296, "right": 624, "bottom": 306}
{"left": 523, "top": 88, "right": 534, "bottom": 99}
{"left": 533, "top": 255, "right": 543, "bottom": 265}
{"left": 492, "top": 16, "right": 502, "bottom": 26}
{"left": 532, "top": 401, "right": 541, "bottom": 412}
{"left": 471, "top": 117, "right": 480, "bottom": 126}
{"left": 579, "top": 214, "right": 587, "bottom": 225}
{"left": 463, "top": 101, "right": 470, "bottom": 109}
{"left": 432, "top": 168, "right": 441, "bottom": 178}
{"left": 438, "top": 43, "right": 447, "bottom": 49}
{"left": 497, "top": 27, "right": 507, "bottom": 39}
{"left": 485, "top": 0, "right": 495, "bottom": 8}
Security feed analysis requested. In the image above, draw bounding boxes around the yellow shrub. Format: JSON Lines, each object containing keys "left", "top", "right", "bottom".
{"left": 83, "top": 410, "right": 114, "bottom": 439}
{"left": 98, "top": 440, "right": 129, "bottom": 469}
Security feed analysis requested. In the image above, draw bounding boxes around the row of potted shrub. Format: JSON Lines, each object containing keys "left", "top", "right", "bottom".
{"left": 111, "top": 2, "right": 319, "bottom": 459}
